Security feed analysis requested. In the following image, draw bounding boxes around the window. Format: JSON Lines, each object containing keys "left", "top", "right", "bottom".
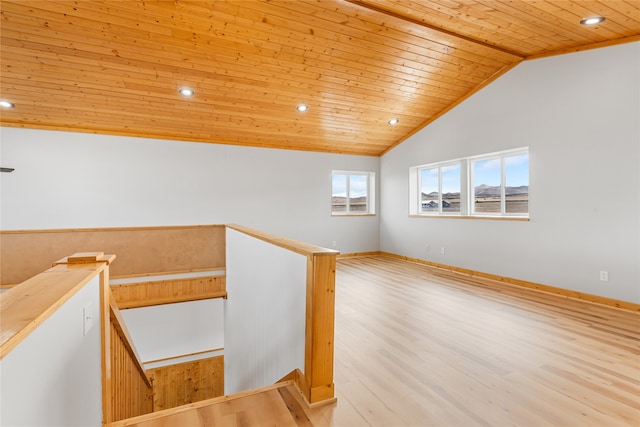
{"left": 332, "top": 171, "right": 375, "bottom": 215}
{"left": 471, "top": 150, "right": 529, "bottom": 216}
{"left": 419, "top": 163, "right": 461, "bottom": 214}
{"left": 410, "top": 148, "right": 528, "bottom": 219}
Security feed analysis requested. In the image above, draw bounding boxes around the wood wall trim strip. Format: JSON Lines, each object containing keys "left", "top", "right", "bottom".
{"left": 0, "top": 224, "right": 225, "bottom": 234}
{"left": 143, "top": 348, "right": 224, "bottom": 366}
{"left": 110, "top": 275, "right": 226, "bottom": 309}
{"left": 111, "top": 267, "right": 225, "bottom": 280}
{"left": 377, "top": 251, "right": 640, "bottom": 312}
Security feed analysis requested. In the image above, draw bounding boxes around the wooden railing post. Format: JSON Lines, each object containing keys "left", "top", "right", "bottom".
{"left": 100, "top": 264, "right": 114, "bottom": 424}
{"left": 303, "top": 253, "right": 337, "bottom": 406}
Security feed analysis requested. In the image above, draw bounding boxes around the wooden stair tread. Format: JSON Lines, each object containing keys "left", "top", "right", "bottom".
{"left": 105, "top": 382, "right": 316, "bottom": 427}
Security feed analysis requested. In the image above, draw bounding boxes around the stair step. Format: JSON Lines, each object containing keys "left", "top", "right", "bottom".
{"left": 104, "top": 381, "right": 315, "bottom": 427}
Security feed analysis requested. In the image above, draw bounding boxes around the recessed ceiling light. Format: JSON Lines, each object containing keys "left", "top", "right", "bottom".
{"left": 580, "top": 16, "right": 605, "bottom": 25}
{"left": 179, "top": 87, "right": 195, "bottom": 97}
{"left": 296, "top": 104, "right": 309, "bottom": 112}
{"left": 388, "top": 118, "right": 399, "bottom": 126}
{"left": 0, "top": 100, "right": 15, "bottom": 108}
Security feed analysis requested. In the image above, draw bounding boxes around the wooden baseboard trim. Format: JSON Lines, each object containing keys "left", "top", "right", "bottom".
{"left": 337, "top": 251, "right": 380, "bottom": 258}
{"left": 344, "top": 251, "right": 639, "bottom": 312}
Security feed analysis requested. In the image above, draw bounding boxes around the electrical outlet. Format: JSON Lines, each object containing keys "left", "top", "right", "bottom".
{"left": 426, "top": 244, "right": 430, "bottom": 252}
{"left": 332, "top": 240, "right": 337, "bottom": 248}
{"left": 440, "top": 247, "right": 445, "bottom": 255}
{"left": 599, "top": 271, "right": 609, "bottom": 282}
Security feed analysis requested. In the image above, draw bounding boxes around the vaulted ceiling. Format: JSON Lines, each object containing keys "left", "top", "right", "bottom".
{"left": 1, "top": 1, "right": 638, "bottom": 156}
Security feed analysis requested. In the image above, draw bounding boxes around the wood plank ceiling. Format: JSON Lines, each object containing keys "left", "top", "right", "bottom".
{"left": 1, "top": 1, "right": 638, "bottom": 156}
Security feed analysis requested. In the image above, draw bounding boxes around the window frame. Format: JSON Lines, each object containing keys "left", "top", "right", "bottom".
{"left": 331, "top": 170, "right": 376, "bottom": 216}
{"left": 410, "top": 147, "right": 529, "bottom": 220}
{"left": 469, "top": 148, "right": 529, "bottom": 218}
{"left": 417, "top": 161, "right": 463, "bottom": 215}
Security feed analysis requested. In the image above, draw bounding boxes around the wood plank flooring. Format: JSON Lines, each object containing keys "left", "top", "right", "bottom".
{"left": 113, "top": 255, "right": 639, "bottom": 426}
{"left": 305, "top": 256, "right": 640, "bottom": 426}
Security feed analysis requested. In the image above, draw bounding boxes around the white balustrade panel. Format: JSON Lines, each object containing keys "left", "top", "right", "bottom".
{"left": 0, "top": 276, "right": 102, "bottom": 426}
{"left": 224, "top": 228, "right": 307, "bottom": 394}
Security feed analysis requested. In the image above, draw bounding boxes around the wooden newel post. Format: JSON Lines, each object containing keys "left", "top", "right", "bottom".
{"left": 302, "top": 252, "right": 338, "bottom": 406}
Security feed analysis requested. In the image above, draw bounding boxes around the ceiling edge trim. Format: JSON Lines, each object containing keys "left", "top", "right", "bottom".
{"left": 525, "top": 34, "right": 640, "bottom": 61}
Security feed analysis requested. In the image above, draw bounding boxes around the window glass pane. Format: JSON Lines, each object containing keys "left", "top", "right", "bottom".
{"left": 332, "top": 173, "right": 347, "bottom": 213}
{"left": 420, "top": 168, "right": 439, "bottom": 212}
{"left": 505, "top": 153, "right": 529, "bottom": 214}
{"left": 473, "top": 159, "right": 501, "bottom": 213}
{"left": 441, "top": 164, "right": 461, "bottom": 213}
{"left": 349, "top": 174, "right": 368, "bottom": 212}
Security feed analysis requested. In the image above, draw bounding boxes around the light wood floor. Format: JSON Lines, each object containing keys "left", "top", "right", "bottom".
{"left": 113, "top": 255, "right": 639, "bottom": 426}
{"left": 305, "top": 256, "right": 640, "bottom": 427}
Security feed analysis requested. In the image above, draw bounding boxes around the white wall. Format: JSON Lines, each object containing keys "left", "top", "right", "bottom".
{"left": 0, "top": 128, "right": 379, "bottom": 254}
{"left": 1, "top": 44, "right": 637, "bottom": 305}
{"left": 120, "top": 298, "right": 224, "bottom": 365}
{"left": 0, "top": 276, "right": 102, "bottom": 427}
{"left": 380, "top": 42, "right": 640, "bottom": 303}
{"left": 224, "top": 228, "right": 307, "bottom": 394}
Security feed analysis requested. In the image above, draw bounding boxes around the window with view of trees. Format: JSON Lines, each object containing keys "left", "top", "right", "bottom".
{"left": 410, "top": 148, "right": 528, "bottom": 218}
{"left": 332, "top": 171, "right": 375, "bottom": 215}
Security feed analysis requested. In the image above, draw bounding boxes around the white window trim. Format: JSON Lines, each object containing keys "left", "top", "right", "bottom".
{"left": 331, "top": 170, "right": 376, "bottom": 216}
{"left": 469, "top": 147, "right": 529, "bottom": 218}
{"left": 410, "top": 147, "right": 528, "bottom": 219}
{"left": 414, "top": 160, "right": 464, "bottom": 216}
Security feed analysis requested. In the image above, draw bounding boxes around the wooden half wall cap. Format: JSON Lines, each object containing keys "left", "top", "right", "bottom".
{"left": 53, "top": 252, "right": 116, "bottom": 265}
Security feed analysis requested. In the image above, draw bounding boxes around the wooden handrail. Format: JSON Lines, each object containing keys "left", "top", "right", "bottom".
{"left": 227, "top": 224, "right": 339, "bottom": 257}
{"left": 0, "top": 253, "right": 114, "bottom": 359}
